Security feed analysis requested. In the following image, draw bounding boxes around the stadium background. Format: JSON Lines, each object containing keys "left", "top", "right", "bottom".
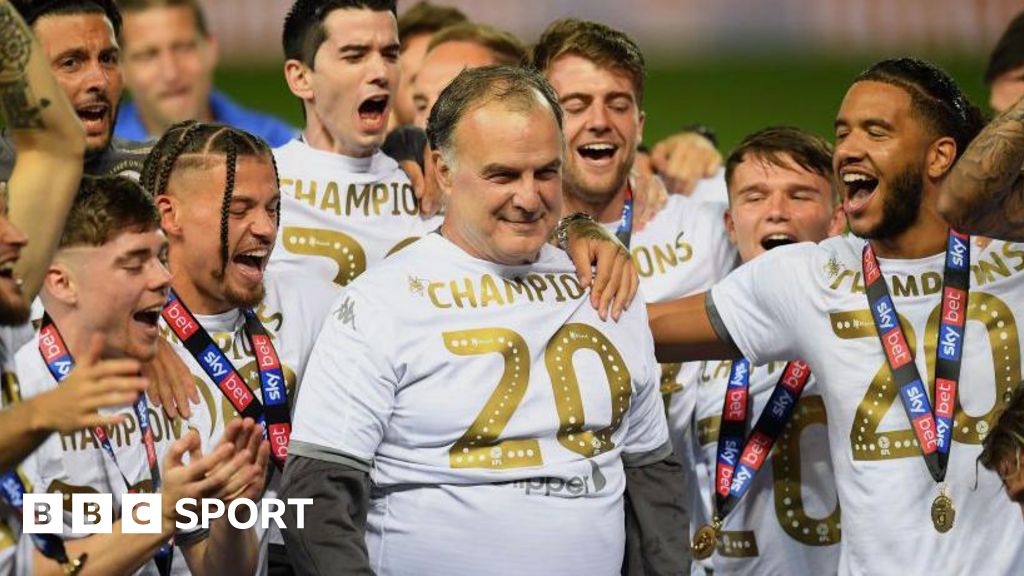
{"left": 156, "top": 0, "right": 1020, "bottom": 151}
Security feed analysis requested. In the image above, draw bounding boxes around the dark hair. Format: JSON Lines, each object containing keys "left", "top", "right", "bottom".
{"left": 531, "top": 18, "right": 646, "bottom": 106}
{"left": 283, "top": 0, "right": 397, "bottom": 68}
{"left": 11, "top": 0, "right": 122, "bottom": 36}
{"left": 427, "top": 22, "right": 526, "bottom": 66}
{"left": 979, "top": 386, "right": 1024, "bottom": 477}
{"left": 60, "top": 176, "right": 159, "bottom": 249}
{"left": 118, "top": 0, "right": 209, "bottom": 37}
{"left": 426, "top": 65, "right": 562, "bottom": 157}
{"left": 725, "top": 126, "right": 837, "bottom": 205}
{"left": 397, "top": 1, "right": 466, "bottom": 45}
{"left": 854, "top": 58, "right": 986, "bottom": 160}
{"left": 140, "top": 121, "right": 277, "bottom": 270}
{"left": 986, "top": 11, "right": 1024, "bottom": 86}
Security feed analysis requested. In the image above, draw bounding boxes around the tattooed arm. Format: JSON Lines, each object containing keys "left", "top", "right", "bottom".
{"left": 0, "top": 0, "right": 85, "bottom": 301}
{"left": 938, "top": 96, "right": 1024, "bottom": 241}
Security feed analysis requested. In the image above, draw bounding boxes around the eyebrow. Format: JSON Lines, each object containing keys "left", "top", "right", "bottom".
{"left": 114, "top": 248, "right": 153, "bottom": 265}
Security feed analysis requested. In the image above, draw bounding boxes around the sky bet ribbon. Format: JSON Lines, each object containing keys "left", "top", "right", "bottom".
{"left": 36, "top": 313, "right": 172, "bottom": 576}
{"left": 692, "top": 358, "right": 812, "bottom": 559}
{"left": 615, "top": 185, "right": 635, "bottom": 249}
{"left": 161, "top": 289, "right": 291, "bottom": 469}
{"left": 861, "top": 230, "right": 969, "bottom": 531}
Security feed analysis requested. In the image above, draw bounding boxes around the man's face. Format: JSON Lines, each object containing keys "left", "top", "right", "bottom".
{"left": 545, "top": 54, "right": 642, "bottom": 207}
{"left": 726, "top": 155, "right": 844, "bottom": 262}
{"left": 438, "top": 100, "right": 564, "bottom": 265}
{"left": 305, "top": 8, "right": 399, "bottom": 157}
{"left": 834, "top": 81, "right": 932, "bottom": 241}
{"left": 990, "top": 65, "right": 1024, "bottom": 114}
{"left": 169, "top": 156, "right": 279, "bottom": 312}
{"left": 0, "top": 194, "right": 28, "bottom": 326}
{"left": 394, "top": 32, "right": 432, "bottom": 126}
{"left": 998, "top": 457, "right": 1024, "bottom": 520}
{"left": 121, "top": 6, "right": 217, "bottom": 133}
{"left": 412, "top": 41, "right": 497, "bottom": 129}
{"left": 34, "top": 13, "right": 123, "bottom": 155}
{"left": 67, "top": 229, "right": 170, "bottom": 361}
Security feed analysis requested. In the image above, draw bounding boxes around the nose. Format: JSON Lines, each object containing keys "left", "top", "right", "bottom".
{"left": 765, "top": 192, "right": 791, "bottom": 222}
{"left": 82, "top": 60, "right": 111, "bottom": 95}
{"left": 510, "top": 174, "right": 543, "bottom": 213}
{"left": 0, "top": 215, "right": 28, "bottom": 250}
{"left": 151, "top": 257, "right": 173, "bottom": 292}
{"left": 833, "top": 131, "right": 867, "bottom": 175}
{"left": 584, "top": 104, "right": 611, "bottom": 135}
{"left": 368, "top": 52, "right": 391, "bottom": 89}
{"left": 249, "top": 206, "right": 277, "bottom": 240}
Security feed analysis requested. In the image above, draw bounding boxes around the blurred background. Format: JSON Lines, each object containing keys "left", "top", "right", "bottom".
{"left": 188, "top": 0, "right": 1018, "bottom": 151}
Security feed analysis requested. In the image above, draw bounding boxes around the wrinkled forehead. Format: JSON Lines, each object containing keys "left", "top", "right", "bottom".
{"left": 34, "top": 12, "right": 119, "bottom": 56}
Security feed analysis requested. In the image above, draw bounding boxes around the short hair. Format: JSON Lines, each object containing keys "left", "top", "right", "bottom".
{"left": 426, "top": 22, "right": 526, "bottom": 66}
{"left": 283, "top": 0, "right": 397, "bottom": 68}
{"left": 531, "top": 18, "right": 646, "bottom": 106}
{"left": 986, "top": 11, "right": 1024, "bottom": 86}
{"left": 60, "top": 176, "right": 159, "bottom": 249}
{"left": 118, "top": 0, "right": 210, "bottom": 37}
{"left": 979, "top": 386, "right": 1024, "bottom": 478}
{"left": 854, "top": 58, "right": 986, "bottom": 161}
{"left": 141, "top": 121, "right": 277, "bottom": 268}
{"left": 397, "top": 1, "right": 466, "bottom": 45}
{"left": 11, "top": 0, "right": 122, "bottom": 36}
{"left": 426, "top": 65, "right": 562, "bottom": 161}
{"left": 725, "top": 126, "right": 838, "bottom": 205}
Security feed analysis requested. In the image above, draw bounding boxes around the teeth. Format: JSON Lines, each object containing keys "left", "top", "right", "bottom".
{"left": 765, "top": 234, "right": 793, "bottom": 241}
{"left": 842, "top": 173, "right": 871, "bottom": 184}
{"left": 581, "top": 144, "right": 616, "bottom": 152}
{"left": 240, "top": 250, "right": 268, "bottom": 258}
{"left": 0, "top": 262, "right": 14, "bottom": 273}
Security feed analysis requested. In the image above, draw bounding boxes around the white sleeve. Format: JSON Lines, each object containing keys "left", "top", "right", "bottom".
{"left": 708, "top": 242, "right": 822, "bottom": 366}
{"left": 699, "top": 200, "right": 739, "bottom": 282}
{"left": 621, "top": 317, "right": 670, "bottom": 458}
{"left": 289, "top": 285, "right": 398, "bottom": 464}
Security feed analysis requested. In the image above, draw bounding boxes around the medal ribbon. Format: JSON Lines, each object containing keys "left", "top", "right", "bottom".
{"left": 37, "top": 314, "right": 173, "bottom": 576}
{"left": 861, "top": 230, "right": 969, "bottom": 482}
{"left": 160, "top": 289, "right": 290, "bottom": 469}
{"left": 615, "top": 186, "right": 634, "bottom": 249}
{"left": 712, "top": 358, "right": 812, "bottom": 519}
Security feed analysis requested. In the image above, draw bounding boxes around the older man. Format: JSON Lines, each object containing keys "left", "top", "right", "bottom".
{"left": 281, "top": 65, "right": 684, "bottom": 576}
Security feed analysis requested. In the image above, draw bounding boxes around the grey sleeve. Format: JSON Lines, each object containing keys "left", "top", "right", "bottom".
{"left": 704, "top": 291, "right": 739, "bottom": 353}
{"left": 279, "top": 454, "right": 373, "bottom": 576}
{"left": 622, "top": 444, "right": 691, "bottom": 576}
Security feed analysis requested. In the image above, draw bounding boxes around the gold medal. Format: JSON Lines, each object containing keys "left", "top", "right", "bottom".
{"left": 62, "top": 553, "right": 87, "bottom": 575}
{"left": 691, "top": 519, "right": 721, "bottom": 560}
{"left": 931, "top": 492, "right": 955, "bottom": 533}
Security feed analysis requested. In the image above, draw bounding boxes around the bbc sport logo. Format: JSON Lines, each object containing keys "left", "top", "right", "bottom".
{"left": 22, "top": 495, "right": 313, "bottom": 533}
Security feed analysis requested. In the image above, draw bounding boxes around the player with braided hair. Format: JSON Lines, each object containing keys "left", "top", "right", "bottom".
{"left": 142, "top": 119, "right": 338, "bottom": 574}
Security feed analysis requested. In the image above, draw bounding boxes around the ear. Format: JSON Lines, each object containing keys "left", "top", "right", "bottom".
{"left": 156, "top": 194, "right": 182, "bottom": 237}
{"left": 827, "top": 202, "right": 847, "bottom": 237}
{"left": 636, "top": 109, "right": 646, "bottom": 146}
{"left": 926, "top": 135, "right": 957, "bottom": 180}
{"left": 43, "top": 261, "right": 78, "bottom": 307}
{"left": 431, "top": 147, "right": 455, "bottom": 198}
{"left": 723, "top": 208, "right": 738, "bottom": 248}
{"left": 284, "top": 59, "right": 315, "bottom": 102}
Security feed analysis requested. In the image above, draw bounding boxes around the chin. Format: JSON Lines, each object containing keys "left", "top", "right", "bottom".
{"left": 225, "top": 283, "right": 266, "bottom": 309}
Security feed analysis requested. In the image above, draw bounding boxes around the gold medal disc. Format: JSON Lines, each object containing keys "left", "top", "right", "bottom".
{"left": 691, "top": 523, "right": 718, "bottom": 559}
{"left": 931, "top": 493, "right": 955, "bottom": 533}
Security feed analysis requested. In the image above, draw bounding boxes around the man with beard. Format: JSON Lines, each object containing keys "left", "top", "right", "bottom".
{"left": 645, "top": 58, "right": 1024, "bottom": 575}
{"left": 689, "top": 127, "right": 844, "bottom": 575}
{"left": 0, "top": 0, "right": 150, "bottom": 182}
{"left": 529, "top": 19, "right": 737, "bottom": 572}
{"left": 281, "top": 64, "right": 682, "bottom": 576}
{"left": 16, "top": 175, "right": 269, "bottom": 576}
{"left": 141, "top": 120, "right": 339, "bottom": 574}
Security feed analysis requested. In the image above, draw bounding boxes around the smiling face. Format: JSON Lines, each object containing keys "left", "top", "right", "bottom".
{"left": 437, "top": 98, "right": 564, "bottom": 265}
{"left": 0, "top": 193, "right": 28, "bottom": 326}
{"left": 34, "top": 13, "right": 123, "bottom": 155}
{"left": 294, "top": 8, "right": 400, "bottom": 157}
{"left": 726, "top": 154, "right": 844, "bottom": 262}
{"left": 834, "top": 81, "right": 934, "bottom": 241}
{"left": 58, "top": 228, "right": 171, "bottom": 361}
{"left": 121, "top": 5, "right": 217, "bottom": 133}
{"left": 545, "top": 54, "right": 642, "bottom": 208}
{"left": 162, "top": 155, "right": 279, "bottom": 314}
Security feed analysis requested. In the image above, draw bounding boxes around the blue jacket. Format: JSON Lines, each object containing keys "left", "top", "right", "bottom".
{"left": 115, "top": 89, "right": 297, "bottom": 147}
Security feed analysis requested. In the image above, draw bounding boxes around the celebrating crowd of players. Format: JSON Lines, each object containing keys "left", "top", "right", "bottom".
{"left": 1, "top": 0, "right": 1024, "bottom": 575}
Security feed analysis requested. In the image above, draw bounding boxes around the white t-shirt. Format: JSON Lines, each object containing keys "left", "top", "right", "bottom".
{"left": 269, "top": 139, "right": 441, "bottom": 287}
{"left": 711, "top": 234, "right": 1024, "bottom": 576}
{"left": 16, "top": 329, "right": 198, "bottom": 576}
{"left": 1, "top": 324, "right": 39, "bottom": 576}
{"left": 691, "top": 360, "right": 840, "bottom": 575}
{"left": 159, "top": 270, "right": 337, "bottom": 561}
{"left": 290, "top": 233, "right": 669, "bottom": 576}
{"left": 685, "top": 168, "right": 729, "bottom": 205}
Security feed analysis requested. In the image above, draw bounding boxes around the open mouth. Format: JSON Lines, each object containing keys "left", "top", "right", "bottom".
{"left": 232, "top": 248, "right": 268, "bottom": 276}
{"left": 577, "top": 143, "right": 618, "bottom": 162}
{"left": 760, "top": 233, "right": 797, "bottom": 251}
{"left": 76, "top": 104, "right": 108, "bottom": 123}
{"left": 132, "top": 307, "right": 162, "bottom": 327}
{"left": 358, "top": 95, "right": 389, "bottom": 128}
{"left": 842, "top": 172, "right": 878, "bottom": 213}
{"left": 0, "top": 260, "right": 16, "bottom": 279}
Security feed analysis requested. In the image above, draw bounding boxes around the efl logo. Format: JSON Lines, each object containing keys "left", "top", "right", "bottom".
{"left": 162, "top": 299, "right": 199, "bottom": 340}
{"left": 23, "top": 495, "right": 314, "bottom": 534}
{"left": 946, "top": 233, "right": 969, "bottom": 271}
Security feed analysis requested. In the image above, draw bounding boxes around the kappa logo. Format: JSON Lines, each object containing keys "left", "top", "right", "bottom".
{"left": 334, "top": 297, "right": 357, "bottom": 330}
{"left": 513, "top": 461, "right": 607, "bottom": 497}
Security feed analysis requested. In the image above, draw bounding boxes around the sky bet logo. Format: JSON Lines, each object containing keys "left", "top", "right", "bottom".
{"left": 22, "top": 495, "right": 313, "bottom": 533}
{"left": 199, "top": 344, "right": 254, "bottom": 411}
{"left": 946, "top": 232, "right": 969, "bottom": 272}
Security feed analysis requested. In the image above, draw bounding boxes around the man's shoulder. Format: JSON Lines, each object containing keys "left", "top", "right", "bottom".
{"left": 85, "top": 138, "right": 153, "bottom": 179}
{"left": 13, "top": 334, "right": 50, "bottom": 399}
{"left": 211, "top": 91, "right": 296, "bottom": 148}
